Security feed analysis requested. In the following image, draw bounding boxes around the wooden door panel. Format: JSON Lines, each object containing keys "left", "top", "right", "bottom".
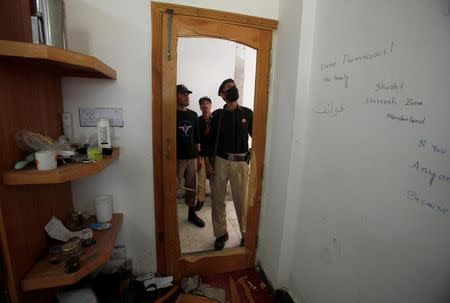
{"left": 152, "top": 2, "right": 277, "bottom": 278}
{"left": 177, "top": 16, "right": 262, "bottom": 49}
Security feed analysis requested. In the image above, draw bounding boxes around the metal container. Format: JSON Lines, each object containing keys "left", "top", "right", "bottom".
{"left": 34, "top": 0, "right": 67, "bottom": 49}
{"left": 62, "top": 237, "right": 83, "bottom": 261}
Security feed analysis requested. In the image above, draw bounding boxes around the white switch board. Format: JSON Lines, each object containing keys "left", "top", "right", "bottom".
{"left": 79, "top": 107, "right": 124, "bottom": 127}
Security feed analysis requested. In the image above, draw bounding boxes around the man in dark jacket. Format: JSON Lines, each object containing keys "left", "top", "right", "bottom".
{"left": 206, "top": 79, "right": 252, "bottom": 250}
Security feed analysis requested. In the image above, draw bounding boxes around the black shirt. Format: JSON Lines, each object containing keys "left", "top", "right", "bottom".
{"left": 209, "top": 105, "right": 253, "bottom": 156}
{"left": 198, "top": 115, "right": 212, "bottom": 157}
{"left": 177, "top": 109, "right": 200, "bottom": 159}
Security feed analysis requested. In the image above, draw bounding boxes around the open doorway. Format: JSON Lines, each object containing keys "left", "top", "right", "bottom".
{"left": 151, "top": 2, "right": 278, "bottom": 277}
{"left": 176, "top": 37, "right": 257, "bottom": 254}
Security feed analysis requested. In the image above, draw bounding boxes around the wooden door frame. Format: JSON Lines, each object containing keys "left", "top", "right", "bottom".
{"left": 151, "top": 1, "right": 278, "bottom": 277}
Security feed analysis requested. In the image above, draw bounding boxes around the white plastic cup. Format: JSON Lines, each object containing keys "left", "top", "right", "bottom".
{"left": 35, "top": 150, "right": 57, "bottom": 170}
{"left": 94, "top": 195, "right": 113, "bottom": 222}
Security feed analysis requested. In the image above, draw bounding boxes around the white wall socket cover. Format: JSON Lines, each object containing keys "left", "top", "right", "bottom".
{"left": 79, "top": 107, "right": 124, "bottom": 127}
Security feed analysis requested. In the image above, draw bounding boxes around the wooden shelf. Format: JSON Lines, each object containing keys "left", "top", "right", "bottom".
{"left": 21, "top": 213, "right": 123, "bottom": 291}
{"left": 3, "top": 148, "right": 119, "bottom": 185}
{"left": 0, "top": 40, "right": 116, "bottom": 79}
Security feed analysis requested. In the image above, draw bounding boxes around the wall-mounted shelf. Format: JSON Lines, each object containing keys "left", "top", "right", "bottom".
{"left": 0, "top": 40, "right": 116, "bottom": 79}
{"left": 21, "top": 213, "right": 123, "bottom": 291}
{"left": 3, "top": 148, "right": 120, "bottom": 185}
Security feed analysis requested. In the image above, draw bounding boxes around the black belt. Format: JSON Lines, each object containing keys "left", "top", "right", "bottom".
{"left": 218, "top": 152, "right": 247, "bottom": 162}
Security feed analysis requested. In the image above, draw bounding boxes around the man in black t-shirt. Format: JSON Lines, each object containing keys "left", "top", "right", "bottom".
{"left": 176, "top": 84, "right": 205, "bottom": 228}
{"left": 206, "top": 79, "right": 253, "bottom": 250}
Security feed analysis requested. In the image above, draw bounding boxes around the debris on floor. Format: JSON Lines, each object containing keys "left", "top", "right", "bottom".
{"left": 180, "top": 275, "right": 225, "bottom": 303}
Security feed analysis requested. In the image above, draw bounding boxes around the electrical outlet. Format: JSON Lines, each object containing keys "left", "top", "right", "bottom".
{"left": 79, "top": 107, "right": 124, "bottom": 127}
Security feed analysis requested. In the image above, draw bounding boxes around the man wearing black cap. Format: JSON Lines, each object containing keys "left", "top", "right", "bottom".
{"left": 206, "top": 79, "right": 253, "bottom": 250}
{"left": 176, "top": 84, "right": 205, "bottom": 228}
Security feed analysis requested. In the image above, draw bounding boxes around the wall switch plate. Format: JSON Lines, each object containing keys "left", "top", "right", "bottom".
{"left": 79, "top": 107, "right": 124, "bottom": 127}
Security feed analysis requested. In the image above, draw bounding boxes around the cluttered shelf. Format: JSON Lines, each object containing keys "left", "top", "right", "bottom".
{"left": 0, "top": 40, "right": 116, "bottom": 79}
{"left": 3, "top": 148, "right": 120, "bottom": 185}
{"left": 21, "top": 213, "right": 123, "bottom": 292}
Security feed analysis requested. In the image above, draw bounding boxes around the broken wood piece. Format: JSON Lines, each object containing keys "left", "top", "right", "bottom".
{"left": 237, "top": 278, "right": 255, "bottom": 303}
{"left": 229, "top": 276, "right": 241, "bottom": 303}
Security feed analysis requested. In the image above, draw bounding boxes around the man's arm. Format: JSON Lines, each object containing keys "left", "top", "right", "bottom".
{"left": 193, "top": 112, "right": 201, "bottom": 153}
{"left": 248, "top": 109, "right": 253, "bottom": 137}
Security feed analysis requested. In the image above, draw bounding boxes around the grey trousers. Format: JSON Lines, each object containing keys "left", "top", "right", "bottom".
{"left": 177, "top": 159, "right": 197, "bottom": 207}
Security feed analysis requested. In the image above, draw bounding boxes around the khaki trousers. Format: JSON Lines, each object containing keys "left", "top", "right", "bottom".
{"left": 210, "top": 156, "right": 248, "bottom": 237}
{"left": 177, "top": 159, "right": 197, "bottom": 207}
{"left": 197, "top": 157, "right": 207, "bottom": 202}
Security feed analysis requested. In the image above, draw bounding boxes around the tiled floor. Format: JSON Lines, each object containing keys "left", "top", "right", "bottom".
{"left": 177, "top": 194, "right": 242, "bottom": 254}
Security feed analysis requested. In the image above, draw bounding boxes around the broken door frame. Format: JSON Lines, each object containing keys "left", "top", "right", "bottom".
{"left": 151, "top": 1, "right": 278, "bottom": 277}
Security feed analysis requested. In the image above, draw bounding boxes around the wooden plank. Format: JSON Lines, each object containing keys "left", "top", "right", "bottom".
{"left": 0, "top": 0, "right": 32, "bottom": 42}
{"left": 177, "top": 248, "right": 250, "bottom": 276}
{"left": 177, "top": 16, "right": 262, "bottom": 49}
{"left": 237, "top": 278, "right": 255, "bottom": 303}
{"left": 160, "top": 12, "right": 182, "bottom": 276}
{"left": 21, "top": 214, "right": 123, "bottom": 291}
{"left": 245, "top": 29, "right": 273, "bottom": 266}
{"left": 0, "top": 40, "right": 116, "bottom": 79}
{"left": 154, "top": 286, "right": 179, "bottom": 303}
{"left": 0, "top": 63, "right": 73, "bottom": 303}
{"left": 151, "top": 3, "right": 166, "bottom": 274}
{"left": 229, "top": 276, "right": 241, "bottom": 303}
{"left": 152, "top": 2, "right": 278, "bottom": 30}
{"left": 175, "top": 293, "right": 218, "bottom": 303}
{"left": 3, "top": 148, "right": 120, "bottom": 185}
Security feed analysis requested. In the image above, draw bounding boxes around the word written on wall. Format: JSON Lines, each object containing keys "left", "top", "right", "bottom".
{"left": 312, "top": 21, "right": 449, "bottom": 217}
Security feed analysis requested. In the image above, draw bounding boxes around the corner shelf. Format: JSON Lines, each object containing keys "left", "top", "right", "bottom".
{"left": 3, "top": 148, "right": 120, "bottom": 185}
{"left": 21, "top": 213, "right": 123, "bottom": 291}
{"left": 0, "top": 40, "right": 116, "bottom": 79}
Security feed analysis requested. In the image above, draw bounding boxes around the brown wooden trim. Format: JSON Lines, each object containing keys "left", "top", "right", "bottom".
{"left": 151, "top": 2, "right": 277, "bottom": 278}
{"left": 22, "top": 214, "right": 123, "bottom": 291}
{"left": 0, "top": 0, "right": 32, "bottom": 42}
{"left": 151, "top": 2, "right": 278, "bottom": 31}
{"left": 151, "top": 4, "right": 166, "bottom": 274}
{"left": 3, "top": 148, "right": 119, "bottom": 185}
{"left": 0, "top": 40, "right": 116, "bottom": 79}
{"left": 177, "top": 248, "right": 250, "bottom": 276}
{"left": 161, "top": 12, "right": 182, "bottom": 276}
{"left": 246, "top": 29, "right": 272, "bottom": 264}
{"left": 177, "top": 16, "right": 262, "bottom": 49}
{"left": 0, "top": 203, "right": 18, "bottom": 303}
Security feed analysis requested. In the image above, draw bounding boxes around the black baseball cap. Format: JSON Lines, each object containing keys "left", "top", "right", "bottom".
{"left": 177, "top": 84, "right": 192, "bottom": 94}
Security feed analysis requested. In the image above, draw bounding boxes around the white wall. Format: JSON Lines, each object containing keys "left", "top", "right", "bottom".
{"left": 258, "top": 0, "right": 313, "bottom": 290}
{"left": 177, "top": 38, "right": 256, "bottom": 115}
{"left": 272, "top": 1, "right": 450, "bottom": 303}
{"left": 177, "top": 38, "right": 236, "bottom": 114}
{"left": 62, "top": 0, "right": 279, "bottom": 275}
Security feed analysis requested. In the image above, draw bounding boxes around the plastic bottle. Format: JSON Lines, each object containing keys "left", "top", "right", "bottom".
{"left": 97, "top": 118, "right": 111, "bottom": 148}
